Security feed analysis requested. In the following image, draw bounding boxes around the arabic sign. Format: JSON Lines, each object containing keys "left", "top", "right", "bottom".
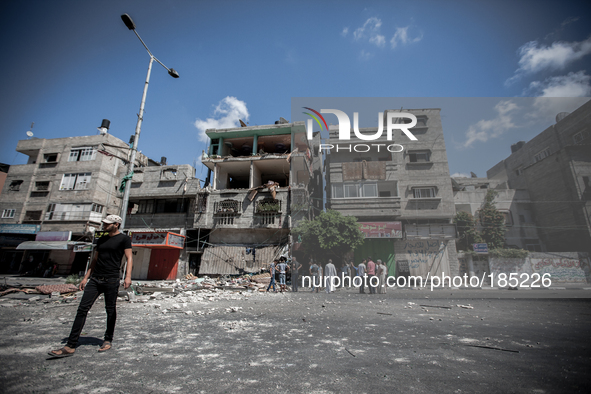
{"left": 132, "top": 232, "right": 167, "bottom": 245}
{"left": 358, "top": 222, "right": 402, "bottom": 239}
{"left": 473, "top": 243, "right": 488, "bottom": 254}
{"left": 132, "top": 232, "right": 185, "bottom": 249}
{"left": 0, "top": 224, "right": 40, "bottom": 234}
{"left": 167, "top": 233, "right": 185, "bottom": 249}
{"left": 36, "top": 231, "right": 71, "bottom": 242}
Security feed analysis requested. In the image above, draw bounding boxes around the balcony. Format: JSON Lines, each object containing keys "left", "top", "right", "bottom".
{"left": 329, "top": 197, "right": 401, "bottom": 217}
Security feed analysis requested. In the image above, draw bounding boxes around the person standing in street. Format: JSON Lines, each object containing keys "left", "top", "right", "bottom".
{"left": 324, "top": 259, "right": 338, "bottom": 293}
{"left": 266, "top": 259, "right": 278, "bottom": 292}
{"left": 291, "top": 256, "right": 302, "bottom": 292}
{"left": 366, "top": 257, "right": 376, "bottom": 294}
{"left": 357, "top": 259, "right": 367, "bottom": 294}
{"left": 309, "top": 259, "right": 320, "bottom": 293}
{"left": 49, "top": 215, "right": 132, "bottom": 357}
{"left": 276, "top": 258, "right": 289, "bottom": 292}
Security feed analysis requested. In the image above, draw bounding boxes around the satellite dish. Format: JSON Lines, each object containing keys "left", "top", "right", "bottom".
{"left": 26, "top": 131, "right": 34, "bottom": 138}
{"left": 239, "top": 119, "right": 247, "bottom": 127}
{"left": 279, "top": 117, "right": 289, "bottom": 124}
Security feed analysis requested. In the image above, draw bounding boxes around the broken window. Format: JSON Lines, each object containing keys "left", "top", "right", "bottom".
{"left": 9, "top": 180, "right": 23, "bottom": 191}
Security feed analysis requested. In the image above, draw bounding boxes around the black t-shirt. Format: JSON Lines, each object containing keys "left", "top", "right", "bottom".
{"left": 92, "top": 233, "right": 132, "bottom": 278}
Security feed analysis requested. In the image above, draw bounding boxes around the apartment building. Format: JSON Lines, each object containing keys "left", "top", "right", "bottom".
{"left": 325, "top": 108, "right": 459, "bottom": 278}
{"left": 452, "top": 176, "right": 543, "bottom": 251}
{"left": 487, "top": 100, "right": 591, "bottom": 253}
{"left": 0, "top": 130, "right": 149, "bottom": 274}
{"left": 197, "top": 119, "right": 322, "bottom": 275}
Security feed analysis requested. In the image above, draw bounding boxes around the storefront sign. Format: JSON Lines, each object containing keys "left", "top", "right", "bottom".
{"left": 131, "top": 232, "right": 185, "bottom": 249}
{"left": 0, "top": 224, "right": 40, "bottom": 234}
{"left": 74, "top": 244, "right": 93, "bottom": 253}
{"left": 359, "top": 222, "right": 402, "bottom": 238}
{"left": 167, "top": 233, "right": 185, "bottom": 248}
{"left": 35, "top": 231, "right": 72, "bottom": 242}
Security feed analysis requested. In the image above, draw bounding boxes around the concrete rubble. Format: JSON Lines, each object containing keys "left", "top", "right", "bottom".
{"left": 0, "top": 274, "right": 283, "bottom": 312}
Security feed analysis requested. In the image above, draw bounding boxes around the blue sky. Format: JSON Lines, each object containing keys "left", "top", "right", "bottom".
{"left": 1, "top": 0, "right": 590, "bottom": 180}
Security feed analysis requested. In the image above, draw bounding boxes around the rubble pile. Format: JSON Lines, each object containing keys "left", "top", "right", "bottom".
{"left": 0, "top": 274, "right": 285, "bottom": 310}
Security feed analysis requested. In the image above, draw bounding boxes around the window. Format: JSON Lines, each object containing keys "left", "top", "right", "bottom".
{"left": 138, "top": 200, "right": 155, "bottom": 214}
{"left": 408, "top": 151, "right": 431, "bottom": 163}
{"left": 60, "top": 173, "right": 91, "bottom": 190}
{"left": 332, "top": 182, "right": 380, "bottom": 198}
{"left": 573, "top": 130, "right": 590, "bottom": 144}
{"left": 412, "top": 187, "right": 436, "bottom": 198}
{"left": 332, "top": 184, "right": 344, "bottom": 198}
{"left": 515, "top": 167, "right": 523, "bottom": 176}
{"left": 362, "top": 183, "right": 378, "bottom": 197}
{"left": 500, "top": 210, "right": 513, "bottom": 226}
{"left": 35, "top": 181, "right": 50, "bottom": 191}
{"left": 9, "top": 180, "right": 23, "bottom": 191}
{"left": 43, "top": 153, "right": 58, "bottom": 163}
{"left": 533, "top": 147, "right": 551, "bottom": 163}
{"left": 68, "top": 146, "right": 97, "bottom": 162}
{"left": 344, "top": 184, "right": 359, "bottom": 198}
{"left": 24, "top": 211, "right": 42, "bottom": 221}
{"left": 2, "top": 209, "right": 15, "bottom": 218}
{"left": 91, "top": 203, "right": 104, "bottom": 213}
{"left": 46, "top": 204, "right": 56, "bottom": 220}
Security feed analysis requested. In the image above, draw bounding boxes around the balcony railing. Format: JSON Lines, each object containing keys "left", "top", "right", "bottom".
{"left": 213, "top": 199, "right": 240, "bottom": 215}
{"left": 255, "top": 199, "right": 282, "bottom": 214}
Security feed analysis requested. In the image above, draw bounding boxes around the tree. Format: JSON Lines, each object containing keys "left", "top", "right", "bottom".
{"left": 453, "top": 211, "right": 482, "bottom": 251}
{"left": 479, "top": 189, "right": 506, "bottom": 249}
{"left": 292, "top": 210, "right": 365, "bottom": 262}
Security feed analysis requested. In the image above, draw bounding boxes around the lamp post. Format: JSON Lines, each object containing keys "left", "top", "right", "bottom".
{"left": 119, "top": 13, "right": 179, "bottom": 230}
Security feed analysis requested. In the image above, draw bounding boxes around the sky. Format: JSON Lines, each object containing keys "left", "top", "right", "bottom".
{"left": 1, "top": 0, "right": 590, "bottom": 181}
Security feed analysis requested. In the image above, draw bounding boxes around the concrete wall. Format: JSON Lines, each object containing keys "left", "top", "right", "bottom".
{"left": 488, "top": 252, "right": 590, "bottom": 283}
{"left": 394, "top": 239, "right": 457, "bottom": 278}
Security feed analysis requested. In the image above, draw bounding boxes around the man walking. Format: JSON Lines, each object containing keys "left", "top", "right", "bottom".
{"left": 49, "top": 215, "right": 132, "bottom": 357}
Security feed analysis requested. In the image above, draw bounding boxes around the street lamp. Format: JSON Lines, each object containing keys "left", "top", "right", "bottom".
{"left": 119, "top": 13, "right": 179, "bottom": 230}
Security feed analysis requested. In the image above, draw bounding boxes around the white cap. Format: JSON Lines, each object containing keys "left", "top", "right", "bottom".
{"left": 102, "top": 214, "right": 122, "bottom": 224}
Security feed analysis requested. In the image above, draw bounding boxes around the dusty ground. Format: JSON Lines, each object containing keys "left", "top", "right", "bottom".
{"left": 1, "top": 285, "right": 590, "bottom": 393}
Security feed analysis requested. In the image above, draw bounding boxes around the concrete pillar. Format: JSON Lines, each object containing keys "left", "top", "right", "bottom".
{"left": 252, "top": 135, "right": 258, "bottom": 155}
{"left": 467, "top": 254, "right": 475, "bottom": 278}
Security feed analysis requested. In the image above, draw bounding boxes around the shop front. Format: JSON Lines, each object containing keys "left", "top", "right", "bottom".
{"left": 354, "top": 222, "right": 402, "bottom": 276}
{"left": 130, "top": 232, "right": 185, "bottom": 280}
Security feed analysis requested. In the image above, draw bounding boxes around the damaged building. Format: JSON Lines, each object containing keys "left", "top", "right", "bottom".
{"left": 197, "top": 119, "right": 322, "bottom": 275}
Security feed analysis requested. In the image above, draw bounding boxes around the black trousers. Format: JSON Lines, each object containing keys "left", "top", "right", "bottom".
{"left": 67, "top": 277, "right": 119, "bottom": 348}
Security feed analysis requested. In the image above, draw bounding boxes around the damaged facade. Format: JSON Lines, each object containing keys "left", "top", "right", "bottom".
{"left": 198, "top": 120, "right": 322, "bottom": 275}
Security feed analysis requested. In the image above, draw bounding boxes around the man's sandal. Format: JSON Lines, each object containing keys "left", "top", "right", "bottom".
{"left": 48, "top": 347, "right": 75, "bottom": 358}
{"left": 98, "top": 341, "right": 112, "bottom": 352}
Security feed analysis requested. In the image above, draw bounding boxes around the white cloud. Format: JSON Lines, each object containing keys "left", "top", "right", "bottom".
{"left": 463, "top": 100, "right": 519, "bottom": 148}
{"left": 369, "top": 34, "right": 385, "bottom": 48}
{"left": 451, "top": 172, "right": 471, "bottom": 178}
{"left": 341, "top": 27, "right": 349, "bottom": 37}
{"left": 359, "top": 50, "right": 373, "bottom": 61}
{"left": 194, "top": 96, "right": 249, "bottom": 142}
{"left": 529, "top": 71, "right": 591, "bottom": 97}
{"left": 506, "top": 36, "right": 591, "bottom": 85}
{"left": 390, "top": 26, "right": 422, "bottom": 49}
{"left": 353, "top": 17, "right": 382, "bottom": 41}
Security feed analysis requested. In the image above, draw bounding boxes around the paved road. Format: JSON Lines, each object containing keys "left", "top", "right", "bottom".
{"left": 1, "top": 286, "right": 590, "bottom": 393}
